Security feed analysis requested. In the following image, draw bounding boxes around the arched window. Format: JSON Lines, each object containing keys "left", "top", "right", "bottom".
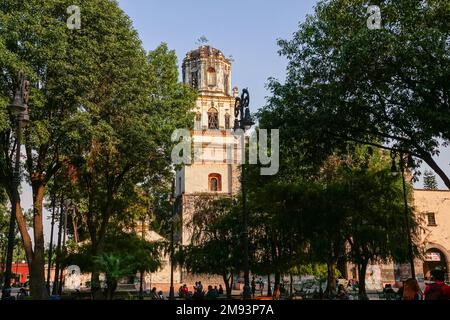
{"left": 208, "top": 173, "right": 222, "bottom": 192}
{"left": 194, "top": 112, "right": 202, "bottom": 130}
{"left": 207, "top": 67, "right": 217, "bottom": 87}
{"left": 224, "top": 113, "right": 231, "bottom": 129}
{"left": 208, "top": 107, "right": 219, "bottom": 130}
{"left": 224, "top": 74, "right": 230, "bottom": 95}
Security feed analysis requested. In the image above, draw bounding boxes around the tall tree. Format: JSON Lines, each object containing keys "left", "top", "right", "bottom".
{"left": 263, "top": 0, "right": 450, "bottom": 188}
{"left": 65, "top": 41, "right": 195, "bottom": 298}
{"left": 177, "top": 196, "right": 241, "bottom": 298}
{"left": 423, "top": 170, "right": 438, "bottom": 190}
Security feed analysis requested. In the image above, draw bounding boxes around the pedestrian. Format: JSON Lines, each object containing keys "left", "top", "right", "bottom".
{"left": 181, "top": 284, "right": 188, "bottom": 297}
{"left": 16, "top": 288, "right": 28, "bottom": 300}
{"left": 402, "top": 278, "right": 422, "bottom": 300}
{"left": 336, "top": 284, "right": 349, "bottom": 300}
{"left": 218, "top": 284, "right": 224, "bottom": 295}
{"left": 383, "top": 284, "right": 395, "bottom": 300}
{"left": 158, "top": 290, "right": 165, "bottom": 300}
{"left": 273, "top": 284, "right": 281, "bottom": 300}
{"left": 424, "top": 269, "right": 450, "bottom": 300}
{"left": 251, "top": 277, "right": 256, "bottom": 297}
{"left": 259, "top": 278, "right": 264, "bottom": 295}
{"left": 198, "top": 281, "right": 203, "bottom": 292}
{"left": 205, "top": 285, "right": 218, "bottom": 300}
{"left": 193, "top": 287, "right": 205, "bottom": 300}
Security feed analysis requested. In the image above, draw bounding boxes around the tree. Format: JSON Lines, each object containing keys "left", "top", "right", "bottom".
{"left": 423, "top": 170, "right": 438, "bottom": 190}
{"left": 263, "top": 0, "right": 450, "bottom": 189}
{"left": 93, "top": 253, "right": 132, "bottom": 300}
{"left": 337, "top": 146, "right": 419, "bottom": 299}
{"left": 245, "top": 130, "right": 419, "bottom": 299}
{"left": 1, "top": 0, "right": 176, "bottom": 299}
{"left": 0, "top": 188, "right": 8, "bottom": 283}
{"left": 63, "top": 41, "right": 195, "bottom": 298}
{"left": 66, "top": 229, "right": 163, "bottom": 300}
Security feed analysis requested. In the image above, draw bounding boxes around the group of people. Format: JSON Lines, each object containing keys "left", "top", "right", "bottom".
{"left": 399, "top": 270, "right": 450, "bottom": 300}
{"left": 334, "top": 269, "right": 450, "bottom": 300}
{"left": 177, "top": 281, "right": 224, "bottom": 300}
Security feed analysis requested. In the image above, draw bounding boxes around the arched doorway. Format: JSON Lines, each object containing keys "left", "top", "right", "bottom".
{"left": 423, "top": 247, "right": 449, "bottom": 280}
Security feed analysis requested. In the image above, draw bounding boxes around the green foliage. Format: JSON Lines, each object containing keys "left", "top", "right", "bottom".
{"left": 66, "top": 230, "right": 163, "bottom": 275}
{"left": 1, "top": 0, "right": 195, "bottom": 298}
{"left": 423, "top": 170, "right": 438, "bottom": 190}
{"left": 291, "top": 264, "right": 329, "bottom": 282}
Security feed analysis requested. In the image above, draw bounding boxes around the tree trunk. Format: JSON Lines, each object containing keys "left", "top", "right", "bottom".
{"left": 72, "top": 207, "right": 79, "bottom": 243}
{"left": 52, "top": 196, "right": 64, "bottom": 295}
{"left": 290, "top": 274, "right": 293, "bottom": 296}
{"left": 107, "top": 280, "right": 117, "bottom": 300}
{"left": 421, "top": 152, "right": 450, "bottom": 190}
{"left": 139, "top": 270, "right": 144, "bottom": 300}
{"left": 357, "top": 261, "right": 369, "bottom": 300}
{"left": 267, "top": 274, "right": 272, "bottom": 296}
{"left": 223, "top": 274, "right": 232, "bottom": 298}
{"left": 90, "top": 238, "right": 107, "bottom": 300}
{"left": 90, "top": 270, "right": 104, "bottom": 300}
{"left": 7, "top": 188, "right": 33, "bottom": 264}
{"left": 325, "top": 262, "right": 336, "bottom": 298}
{"left": 46, "top": 194, "right": 56, "bottom": 294}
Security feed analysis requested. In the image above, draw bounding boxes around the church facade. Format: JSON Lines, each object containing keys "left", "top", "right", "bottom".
{"left": 176, "top": 46, "right": 242, "bottom": 247}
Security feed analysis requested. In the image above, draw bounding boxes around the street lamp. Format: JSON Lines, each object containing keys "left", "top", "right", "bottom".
{"left": 168, "top": 179, "right": 179, "bottom": 300}
{"left": 2, "top": 71, "right": 30, "bottom": 299}
{"left": 391, "top": 150, "right": 416, "bottom": 279}
{"left": 234, "top": 89, "right": 254, "bottom": 300}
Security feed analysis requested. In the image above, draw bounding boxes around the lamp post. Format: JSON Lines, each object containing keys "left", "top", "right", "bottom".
{"left": 169, "top": 180, "right": 177, "bottom": 300}
{"left": 234, "top": 89, "right": 254, "bottom": 300}
{"left": 391, "top": 150, "right": 416, "bottom": 279}
{"left": 2, "top": 72, "right": 29, "bottom": 299}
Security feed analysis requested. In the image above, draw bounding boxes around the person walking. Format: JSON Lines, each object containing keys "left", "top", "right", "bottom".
{"left": 259, "top": 278, "right": 264, "bottom": 295}
{"left": 424, "top": 270, "right": 450, "bottom": 300}
{"left": 251, "top": 277, "right": 256, "bottom": 297}
{"left": 336, "top": 284, "right": 349, "bottom": 300}
{"left": 273, "top": 284, "right": 281, "bottom": 300}
{"left": 150, "top": 287, "right": 159, "bottom": 300}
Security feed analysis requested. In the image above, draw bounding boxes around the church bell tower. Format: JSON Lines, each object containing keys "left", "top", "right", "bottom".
{"left": 176, "top": 46, "right": 241, "bottom": 246}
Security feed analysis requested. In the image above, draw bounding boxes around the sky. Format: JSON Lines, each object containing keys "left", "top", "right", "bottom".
{"left": 18, "top": 0, "right": 450, "bottom": 246}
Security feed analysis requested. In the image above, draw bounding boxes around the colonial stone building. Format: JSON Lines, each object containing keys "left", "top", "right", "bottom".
{"left": 176, "top": 46, "right": 242, "bottom": 247}
{"left": 348, "top": 189, "right": 450, "bottom": 290}
{"left": 413, "top": 189, "right": 450, "bottom": 281}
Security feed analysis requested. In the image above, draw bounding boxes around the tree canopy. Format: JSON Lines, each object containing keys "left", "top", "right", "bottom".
{"left": 261, "top": 0, "right": 450, "bottom": 188}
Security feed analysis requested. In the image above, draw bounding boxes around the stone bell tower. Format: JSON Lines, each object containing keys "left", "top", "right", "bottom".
{"left": 176, "top": 46, "right": 242, "bottom": 247}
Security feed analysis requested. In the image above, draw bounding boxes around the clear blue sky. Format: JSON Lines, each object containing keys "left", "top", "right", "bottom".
{"left": 115, "top": 0, "right": 450, "bottom": 189}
